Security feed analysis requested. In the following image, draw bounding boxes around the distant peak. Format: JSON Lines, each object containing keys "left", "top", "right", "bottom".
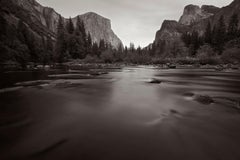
{"left": 84, "top": 12, "right": 99, "bottom": 15}
{"left": 82, "top": 12, "right": 104, "bottom": 18}
{"left": 183, "top": 5, "right": 201, "bottom": 14}
{"left": 185, "top": 4, "right": 200, "bottom": 8}
{"left": 179, "top": 4, "right": 217, "bottom": 25}
{"left": 201, "top": 5, "right": 219, "bottom": 14}
{"left": 79, "top": 12, "right": 110, "bottom": 21}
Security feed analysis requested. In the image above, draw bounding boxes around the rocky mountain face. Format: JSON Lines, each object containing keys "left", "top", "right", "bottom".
{"left": 154, "top": 20, "right": 189, "bottom": 45}
{"left": 152, "top": 0, "right": 240, "bottom": 56}
{"left": 0, "top": 0, "right": 122, "bottom": 48}
{"left": 179, "top": 5, "right": 219, "bottom": 25}
{"left": 74, "top": 12, "right": 122, "bottom": 48}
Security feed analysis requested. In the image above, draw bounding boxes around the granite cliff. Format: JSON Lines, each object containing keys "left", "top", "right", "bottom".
{"left": 0, "top": 0, "right": 122, "bottom": 48}
{"left": 152, "top": 0, "right": 240, "bottom": 56}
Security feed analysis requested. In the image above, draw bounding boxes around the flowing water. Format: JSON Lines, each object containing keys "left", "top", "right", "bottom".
{"left": 1, "top": 66, "right": 240, "bottom": 160}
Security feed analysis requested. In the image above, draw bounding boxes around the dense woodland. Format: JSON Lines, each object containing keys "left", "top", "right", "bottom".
{"left": 180, "top": 14, "right": 240, "bottom": 64}
{"left": 0, "top": 10, "right": 240, "bottom": 68}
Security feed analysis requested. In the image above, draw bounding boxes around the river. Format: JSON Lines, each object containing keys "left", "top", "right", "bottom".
{"left": 1, "top": 66, "right": 240, "bottom": 160}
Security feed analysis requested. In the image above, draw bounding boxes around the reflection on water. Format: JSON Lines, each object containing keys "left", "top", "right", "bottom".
{"left": 1, "top": 66, "right": 240, "bottom": 160}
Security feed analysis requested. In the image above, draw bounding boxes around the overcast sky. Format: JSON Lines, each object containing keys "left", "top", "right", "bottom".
{"left": 38, "top": 0, "right": 232, "bottom": 47}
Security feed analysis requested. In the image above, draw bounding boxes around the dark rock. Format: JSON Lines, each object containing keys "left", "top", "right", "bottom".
{"left": 168, "top": 64, "right": 177, "bottom": 69}
{"left": 149, "top": 79, "right": 162, "bottom": 84}
{"left": 170, "top": 109, "right": 179, "bottom": 114}
{"left": 194, "top": 95, "right": 214, "bottom": 105}
{"left": 183, "top": 92, "right": 195, "bottom": 97}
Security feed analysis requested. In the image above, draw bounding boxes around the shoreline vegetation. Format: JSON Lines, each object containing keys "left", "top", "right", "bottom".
{"left": 1, "top": 60, "right": 239, "bottom": 72}
{"left": 1, "top": 7, "right": 240, "bottom": 72}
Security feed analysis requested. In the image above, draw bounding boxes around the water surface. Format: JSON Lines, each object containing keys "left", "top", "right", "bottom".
{"left": 1, "top": 66, "right": 240, "bottom": 160}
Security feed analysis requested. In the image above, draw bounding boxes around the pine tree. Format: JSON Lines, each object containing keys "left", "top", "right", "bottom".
{"left": 17, "top": 20, "right": 28, "bottom": 44}
{"left": 191, "top": 31, "right": 201, "bottom": 56}
{"left": 124, "top": 46, "right": 128, "bottom": 55}
{"left": 66, "top": 17, "right": 74, "bottom": 34}
{"left": 137, "top": 46, "right": 141, "bottom": 55}
{"left": 92, "top": 42, "right": 99, "bottom": 56}
{"left": 117, "top": 44, "right": 123, "bottom": 53}
{"left": 40, "top": 36, "right": 50, "bottom": 65}
{"left": 99, "top": 39, "right": 106, "bottom": 53}
{"left": 228, "top": 13, "right": 239, "bottom": 41}
{"left": 150, "top": 43, "right": 156, "bottom": 56}
{"left": 215, "top": 16, "right": 226, "bottom": 54}
{"left": 204, "top": 21, "right": 212, "bottom": 44}
{"left": 75, "top": 16, "right": 88, "bottom": 58}
{"left": 181, "top": 32, "right": 191, "bottom": 47}
{"left": 130, "top": 43, "right": 135, "bottom": 52}
{"left": 46, "top": 36, "right": 54, "bottom": 62}
{"left": 76, "top": 16, "right": 87, "bottom": 48}
{"left": 55, "top": 16, "right": 68, "bottom": 63}
{"left": 87, "top": 32, "right": 92, "bottom": 47}
{"left": 86, "top": 32, "right": 92, "bottom": 55}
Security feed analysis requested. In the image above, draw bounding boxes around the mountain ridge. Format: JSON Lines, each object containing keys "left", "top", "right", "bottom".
{"left": 151, "top": 0, "right": 240, "bottom": 56}
{"left": 1, "top": 0, "right": 123, "bottom": 48}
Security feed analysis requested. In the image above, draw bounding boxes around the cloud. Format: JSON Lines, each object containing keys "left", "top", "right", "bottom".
{"left": 38, "top": 0, "right": 233, "bottom": 47}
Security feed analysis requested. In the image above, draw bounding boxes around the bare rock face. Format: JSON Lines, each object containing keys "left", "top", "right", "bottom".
{"left": 74, "top": 12, "right": 122, "bottom": 48}
{"left": 201, "top": 5, "right": 220, "bottom": 15}
{"left": 179, "top": 5, "right": 218, "bottom": 25}
{"left": 151, "top": 3, "right": 221, "bottom": 56}
{"left": 155, "top": 20, "right": 188, "bottom": 44}
{"left": 153, "top": 20, "right": 189, "bottom": 56}
{"left": 13, "top": 0, "right": 60, "bottom": 33}
{"left": 3, "top": 0, "right": 122, "bottom": 48}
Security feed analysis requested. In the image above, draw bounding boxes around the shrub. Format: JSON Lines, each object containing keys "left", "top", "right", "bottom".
{"left": 83, "top": 55, "right": 102, "bottom": 63}
{"left": 221, "top": 48, "right": 240, "bottom": 64}
{"left": 101, "top": 50, "right": 114, "bottom": 63}
{"left": 196, "top": 45, "right": 220, "bottom": 65}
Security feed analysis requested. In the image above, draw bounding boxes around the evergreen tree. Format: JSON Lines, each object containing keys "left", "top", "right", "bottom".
{"left": 92, "top": 42, "right": 100, "bottom": 57}
{"left": 150, "top": 43, "right": 156, "bottom": 56}
{"left": 181, "top": 32, "right": 191, "bottom": 47}
{"left": 55, "top": 16, "right": 68, "bottom": 63}
{"left": 117, "top": 44, "right": 123, "bottom": 53}
{"left": 87, "top": 32, "right": 92, "bottom": 48}
{"left": 17, "top": 20, "right": 28, "bottom": 44}
{"left": 76, "top": 16, "right": 87, "bottom": 47}
{"left": 137, "top": 46, "right": 142, "bottom": 54}
{"left": 214, "top": 16, "right": 226, "bottom": 54}
{"left": 191, "top": 31, "right": 201, "bottom": 56}
{"left": 39, "top": 36, "right": 50, "bottom": 65}
{"left": 228, "top": 13, "right": 239, "bottom": 40}
{"left": 130, "top": 43, "right": 135, "bottom": 52}
{"left": 66, "top": 17, "right": 74, "bottom": 34}
{"left": 204, "top": 21, "right": 212, "bottom": 44}
{"left": 86, "top": 32, "right": 92, "bottom": 55}
{"left": 99, "top": 39, "right": 106, "bottom": 53}
{"left": 26, "top": 32, "right": 38, "bottom": 62}
{"left": 46, "top": 36, "right": 54, "bottom": 62}
{"left": 75, "top": 16, "right": 88, "bottom": 58}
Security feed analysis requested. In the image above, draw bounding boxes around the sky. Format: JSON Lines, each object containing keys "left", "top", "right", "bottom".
{"left": 38, "top": 0, "right": 232, "bottom": 47}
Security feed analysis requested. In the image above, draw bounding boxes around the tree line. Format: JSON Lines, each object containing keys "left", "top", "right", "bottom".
{"left": 55, "top": 16, "right": 120, "bottom": 63}
{"left": 182, "top": 13, "right": 240, "bottom": 55}
{"left": 1, "top": 11, "right": 240, "bottom": 68}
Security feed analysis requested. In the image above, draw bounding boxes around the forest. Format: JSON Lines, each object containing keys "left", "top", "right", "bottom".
{"left": 0, "top": 12, "right": 240, "bottom": 69}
